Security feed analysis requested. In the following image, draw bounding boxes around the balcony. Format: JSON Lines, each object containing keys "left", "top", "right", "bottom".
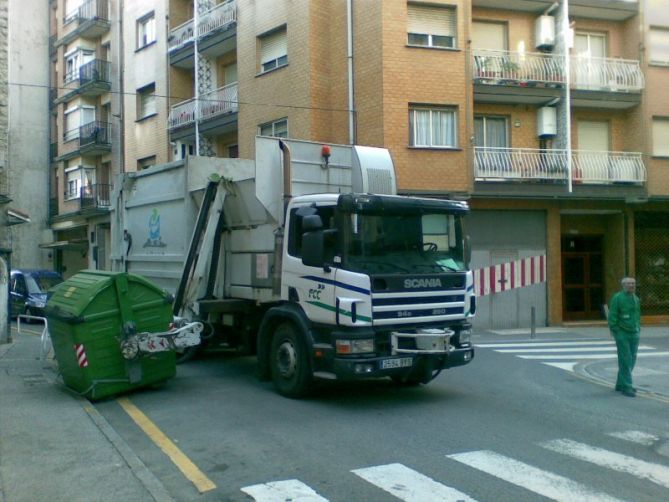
{"left": 168, "top": 83, "right": 238, "bottom": 140}
{"left": 57, "top": 121, "right": 111, "bottom": 161}
{"left": 79, "top": 183, "right": 112, "bottom": 211}
{"left": 472, "top": 1, "right": 638, "bottom": 21}
{"left": 473, "top": 49, "right": 564, "bottom": 105}
{"left": 57, "top": 59, "right": 111, "bottom": 103}
{"left": 473, "top": 147, "right": 646, "bottom": 198}
{"left": 57, "top": 0, "right": 110, "bottom": 46}
{"left": 570, "top": 56, "right": 643, "bottom": 109}
{"left": 169, "top": 0, "right": 237, "bottom": 68}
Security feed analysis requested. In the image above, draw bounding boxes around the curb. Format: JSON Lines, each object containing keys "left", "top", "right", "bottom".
{"left": 575, "top": 360, "right": 669, "bottom": 404}
{"left": 75, "top": 393, "right": 175, "bottom": 502}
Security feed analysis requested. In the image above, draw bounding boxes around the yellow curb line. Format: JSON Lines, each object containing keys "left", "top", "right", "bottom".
{"left": 117, "top": 397, "right": 216, "bottom": 494}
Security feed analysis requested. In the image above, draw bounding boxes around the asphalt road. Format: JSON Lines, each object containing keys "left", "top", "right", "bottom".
{"left": 94, "top": 333, "right": 669, "bottom": 502}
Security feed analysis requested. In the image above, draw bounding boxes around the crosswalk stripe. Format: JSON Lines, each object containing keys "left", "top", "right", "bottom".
{"left": 606, "top": 431, "right": 660, "bottom": 446}
{"left": 495, "top": 346, "right": 653, "bottom": 353}
{"left": 541, "top": 439, "right": 669, "bottom": 489}
{"left": 518, "top": 354, "right": 619, "bottom": 359}
{"left": 351, "top": 463, "right": 477, "bottom": 502}
{"left": 476, "top": 341, "right": 615, "bottom": 348}
{"left": 241, "top": 479, "right": 328, "bottom": 501}
{"left": 543, "top": 362, "right": 578, "bottom": 371}
{"left": 448, "top": 451, "right": 623, "bottom": 502}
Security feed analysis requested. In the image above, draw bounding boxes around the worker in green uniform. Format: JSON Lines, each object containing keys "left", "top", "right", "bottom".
{"left": 608, "top": 277, "right": 641, "bottom": 397}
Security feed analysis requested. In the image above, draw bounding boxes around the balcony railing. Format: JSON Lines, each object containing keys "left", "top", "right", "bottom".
{"left": 168, "top": 83, "right": 238, "bottom": 129}
{"left": 199, "top": 0, "right": 237, "bottom": 38}
{"left": 168, "top": 19, "right": 195, "bottom": 52}
{"left": 168, "top": 0, "right": 236, "bottom": 52}
{"left": 473, "top": 50, "right": 565, "bottom": 86}
{"left": 571, "top": 56, "right": 644, "bottom": 92}
{"left": 474, "top": 147, "right": 646, "bottom": 184}
{"left": 65, "top": 59, "right": 111, "bottom": 86}
{"left": 79, "top": 121, "right": 111, "bottom": 148}
{"left": 200, "top": 83, "right": 238, "bottom": 120}
{"left": 80, "top": 183, "right": 112, "bottom": 209}
{"left": 65, "top": 0, "right": 109, "bottom": 24}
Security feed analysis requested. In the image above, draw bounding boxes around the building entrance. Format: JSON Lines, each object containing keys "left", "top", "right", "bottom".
{"left": 562, "top": 235, "right": 604, "bottom": 320}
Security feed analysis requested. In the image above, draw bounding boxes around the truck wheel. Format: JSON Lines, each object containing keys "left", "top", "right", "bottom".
{"left": 270, "top": 323, "right": 312, "bottom": 398}
{"left": 175, "top": 346, "right": 200, "bottom": 364}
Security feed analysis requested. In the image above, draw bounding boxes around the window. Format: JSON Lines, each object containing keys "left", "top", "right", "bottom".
{"left": 407, "top": 3, "right": 457, "bottom": 49}
{"left": 649, "top": 27, "right": 669, "bottom": 64}
{"left": 474, "top": 116, "right": 508, "bottom": 148}
{"left": 472, "top": 21, "right": 507, "bottom": 51}
{"left": 137, "top": 155, "right": 157, "bottom": 170}
{"left": 64, "top": 48, "right": 94, "bottom": 83}
{"left": 137, "top": 13, "right": 156, "bottom": 49}
{"left": 137, "top": 84, "right": 156, "bottom": 119}
{"left": 259, "top": 118, "right": 288, "bottom": 138}
{"left": 259, "top": 27, "right": 288, "bottom": 73}
{"left": 228, "top": 144, "right": 239, "bottom": 158}
{"left": 64, "top": 0, "right": 83, "bottom": 24}
{"left": 64, "top": 106, "right": 95, "bottom": 141}
{"left": 64, "top": 164, "right": 95, "bottom": 200}
{"left": 288, "top": 205, "right": 337, "bottom": 259}
{"left": 409, "top": 106, "right": 457, "bottom": 148}
{"left": 652, "top": 118, "right": 669, "bottom": 157}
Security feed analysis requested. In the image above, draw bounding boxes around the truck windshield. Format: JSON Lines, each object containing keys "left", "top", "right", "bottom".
{"left": 341, "top": 211, "right": 466, "bottom": 275}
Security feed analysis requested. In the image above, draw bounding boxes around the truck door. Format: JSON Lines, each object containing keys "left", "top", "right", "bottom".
{"left": 283, "top": 204, "right": 337, "bottom": 325}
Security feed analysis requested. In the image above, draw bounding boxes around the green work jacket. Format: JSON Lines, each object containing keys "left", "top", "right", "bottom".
{"left": 608, "top": 291, "right": 641, "bottom": 334}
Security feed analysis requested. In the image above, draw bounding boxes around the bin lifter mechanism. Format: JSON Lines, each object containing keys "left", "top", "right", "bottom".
{"left": 120, "top": 321, "right": 203, "bottom": 360}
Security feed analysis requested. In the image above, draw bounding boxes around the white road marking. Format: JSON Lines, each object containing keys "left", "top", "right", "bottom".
{"left": 476, "top": 341, "right": 616, "bottom": 348}
{"left": 518, "top": 354, "right": 619, "bottom": 360}
{"left": 541, "top": 439, "right": 669, "bottom": 489}
{"left": 448, "top": 450, "right": 623, "bottom": 502}
{"left": 543, "top": 362, "right": 578, "bottom": 372}
{"left": 495, "top": 347, "right": 652, "bottom": 353}
{"left": 488, "top": 328, "right": 569, "bottom": 335}
{"left": 607, "top": 431, "right": 660, "bottom": 446}
{"left": 241, "top": 480, "right": 328, "bottom": 501}
{"left": 351, "top": 463, "right": 477, "bottom": 502}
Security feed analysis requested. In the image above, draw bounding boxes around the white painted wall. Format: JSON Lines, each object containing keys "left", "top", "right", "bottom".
{"left": 7, "top": 0, "right": 51, "bottom": 269}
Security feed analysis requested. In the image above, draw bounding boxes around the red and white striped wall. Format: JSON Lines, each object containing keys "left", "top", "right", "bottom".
{"left": 473, "top": 255, "right": 546, "bottom": 297}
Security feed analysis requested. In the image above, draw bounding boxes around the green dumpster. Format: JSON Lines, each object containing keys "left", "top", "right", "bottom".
{"left": 45, "top": 270, "right": 176, "bottom": 400}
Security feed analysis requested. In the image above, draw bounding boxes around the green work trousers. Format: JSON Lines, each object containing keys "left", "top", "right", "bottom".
{"left": 612, "top": 330, "right": 640, "bottom": 392}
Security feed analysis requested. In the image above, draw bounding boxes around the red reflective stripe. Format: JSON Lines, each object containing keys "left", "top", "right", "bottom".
{"left": 511, "top": 260, "right": 516, "bottom": 289}
{"left": 540, "top": 255, "right": 545, "bottom": 283}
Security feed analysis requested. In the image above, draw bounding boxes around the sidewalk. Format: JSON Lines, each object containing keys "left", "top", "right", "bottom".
{"left": 0, "top": 324, "right": 172, "bottom": 502}
{"left": 474, "top": 325, "right": 669, "bottom": 400}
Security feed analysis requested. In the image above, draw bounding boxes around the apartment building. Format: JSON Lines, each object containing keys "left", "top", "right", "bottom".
{"left": 47, "top": 0, "right": 669, "bottom": 326}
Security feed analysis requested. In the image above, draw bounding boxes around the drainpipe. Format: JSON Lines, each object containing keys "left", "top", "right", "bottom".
{"left": 118, "top": 0, "right": 125, "bottom": 173}
{"left": 347, "top": 0, "right": 355, "bottom": 145}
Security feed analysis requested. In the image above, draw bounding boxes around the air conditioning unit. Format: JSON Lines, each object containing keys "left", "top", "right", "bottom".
{"left": 172, "top": 141, "right": 195, "bottom": 161}
{"left": 535, "top": 16, "right": 556, "bottom": 51}
{"left": 537, "top": 107, "right": 557, "bottom": 137}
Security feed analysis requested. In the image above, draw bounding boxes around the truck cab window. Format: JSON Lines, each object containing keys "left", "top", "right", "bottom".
{"left": 288, "top": 205, "right": 337, "bottom": 259}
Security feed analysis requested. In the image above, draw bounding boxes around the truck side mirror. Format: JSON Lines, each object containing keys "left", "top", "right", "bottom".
{"left": 302, "top": 214, "right": 323, "bottom": 232}
{"left": 302, "top": 230, "right": 325, "bottom": 268}
{"left": 464, "top": 235, "right": 472, "bottom": 268}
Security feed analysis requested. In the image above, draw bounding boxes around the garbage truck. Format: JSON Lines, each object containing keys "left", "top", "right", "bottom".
{"left": 111, "top": 137, "right": 475, "bottom": 396}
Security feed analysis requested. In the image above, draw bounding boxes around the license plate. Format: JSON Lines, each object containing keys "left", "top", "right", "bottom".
{"left": 381, "top": 357, "right": 413, "bottom": 370}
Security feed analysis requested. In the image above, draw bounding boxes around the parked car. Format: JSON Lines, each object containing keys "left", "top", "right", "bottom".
{"left": 9, "top": 269, "right": 64, "bottom": 319}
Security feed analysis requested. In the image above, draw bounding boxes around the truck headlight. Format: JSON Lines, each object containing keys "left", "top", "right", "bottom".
{"left": 458, "top": 328, "right": 472, "bottom": 346}
{"left": 336, "top": 339, "right": 374, "bottom": 354}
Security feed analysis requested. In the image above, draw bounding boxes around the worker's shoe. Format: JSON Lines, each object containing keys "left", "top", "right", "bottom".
{"left": 621, "top": 388, "right": 636, "bottom": 397}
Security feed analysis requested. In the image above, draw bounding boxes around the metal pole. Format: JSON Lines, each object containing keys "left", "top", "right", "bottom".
{"left": 194, "top": 0, "right": 200, "bottom": 156}
{"left": 346, "top": 0, "right": 355, "bottom": 145}
{"left": 563, "top": 0, "right": 573, "bottom": 193}
{"left": 530, "top": 306, "right": 536, "bottom": 339}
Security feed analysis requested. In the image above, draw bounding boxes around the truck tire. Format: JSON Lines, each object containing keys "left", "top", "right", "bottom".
{"left": 270, "top": 323, "right": 312, "bottom": 398}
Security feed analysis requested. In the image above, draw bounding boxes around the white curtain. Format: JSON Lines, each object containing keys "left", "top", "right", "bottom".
{"left": 413, "top": 110, "right": 430, "bottom": 146}
{"left": 431, "top": 110, "right": 455, "bottom": 146}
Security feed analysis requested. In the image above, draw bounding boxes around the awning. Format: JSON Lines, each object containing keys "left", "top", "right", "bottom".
{"left": 39, "top": 239, "right": 88, "bottom": 250}
{"left": 7, "top": 207, "right": 31, "bottom": 225}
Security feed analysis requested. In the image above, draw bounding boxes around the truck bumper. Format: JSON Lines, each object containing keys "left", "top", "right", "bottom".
{"left": 327, "top": 346, "right": 475, "bottom": 381}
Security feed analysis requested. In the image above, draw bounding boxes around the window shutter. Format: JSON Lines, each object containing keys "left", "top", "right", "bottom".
{"left": 261, "top": 29, "right": 287, "bottom": 64}
{"left": 407, "top": 4, "right": 456, "bottom": 38}
{"left": 472, "top": 22, "right": 506, "bottom": 51}
{"left": 578, "top": 121, "right": 610, "bottom": 151}
{"left": 649, "top": 28, "right": 669, "bottom": 63}
{"left": 653, "top": 119, "right": 669, "bottom": 157}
